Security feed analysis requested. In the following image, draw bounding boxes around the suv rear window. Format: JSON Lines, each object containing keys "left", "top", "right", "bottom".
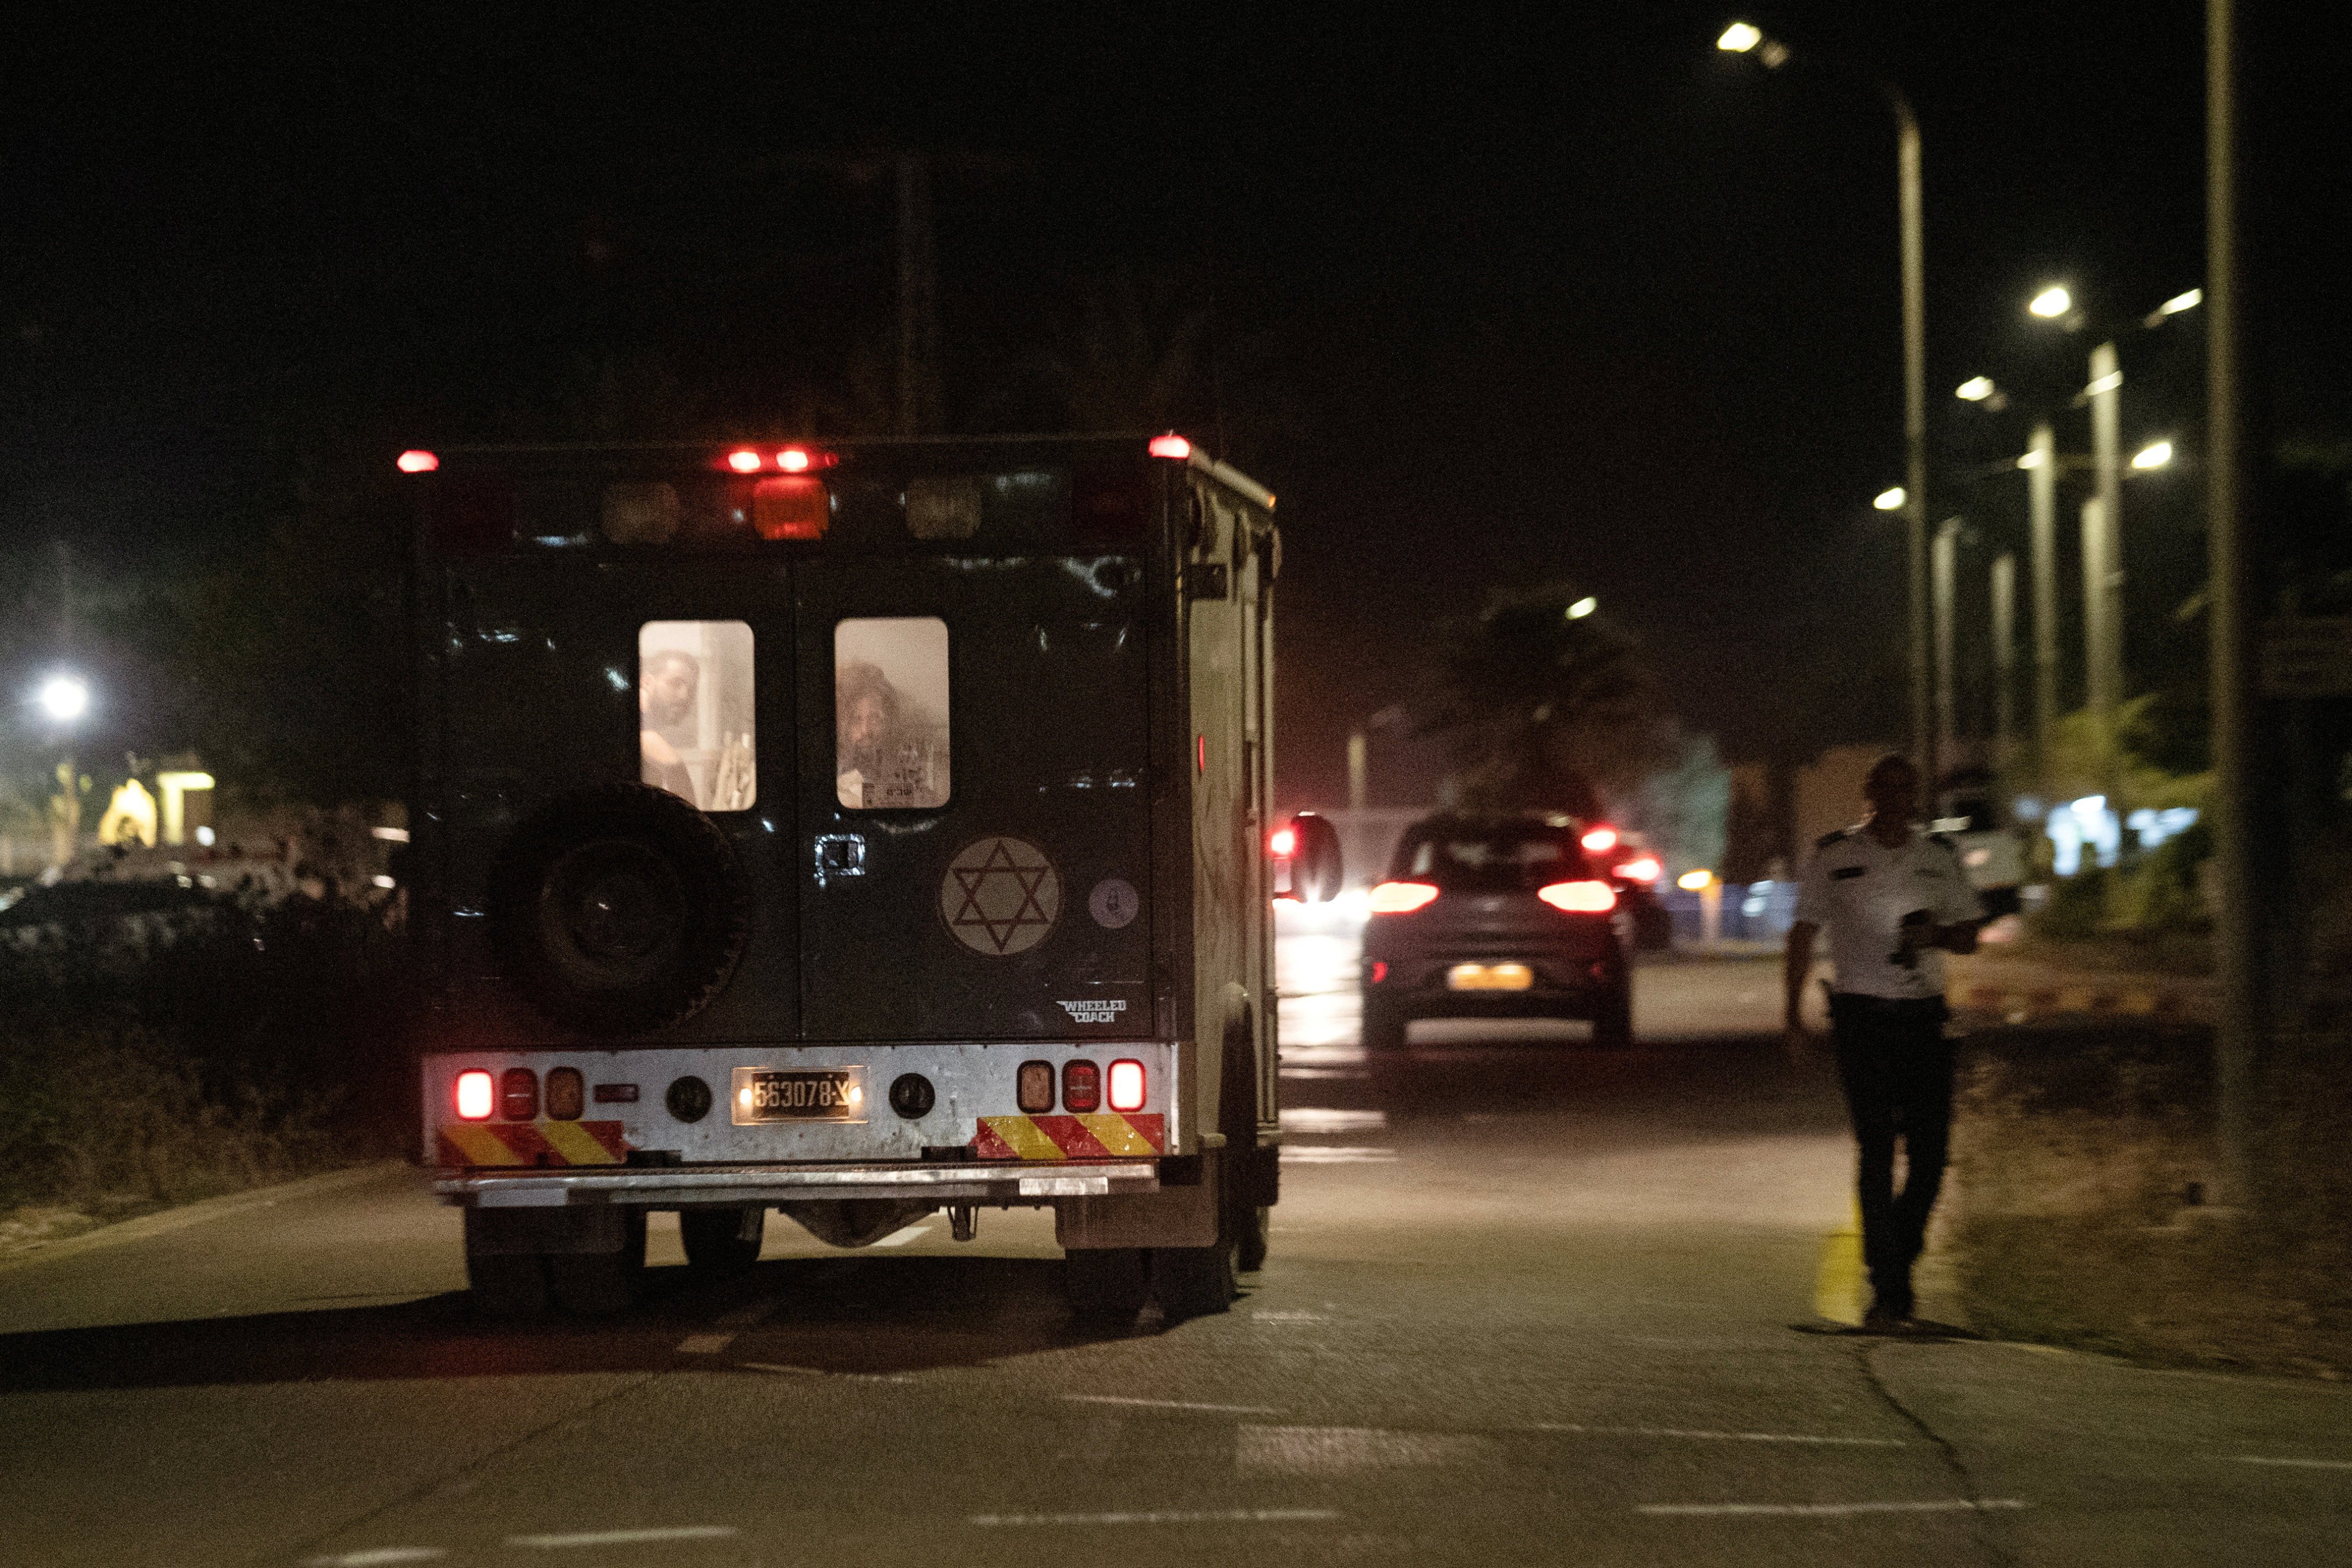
{"left": 1392, "top": 822, "right": 1592, "bottom": 891}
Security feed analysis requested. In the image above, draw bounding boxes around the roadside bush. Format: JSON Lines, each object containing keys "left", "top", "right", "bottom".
{"left": 0, "top": 893, "right": 414, "bottom": 1212}
{"left": 2032, "top": 866, "right": 2111, "bottom": 940}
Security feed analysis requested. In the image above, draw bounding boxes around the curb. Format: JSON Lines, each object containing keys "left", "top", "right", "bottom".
{"left": 1953, "top": 984, "right": 2208, "bottom": 1024}
{"left": 0, "top": 1160, "right": 415, "bottom": 1275}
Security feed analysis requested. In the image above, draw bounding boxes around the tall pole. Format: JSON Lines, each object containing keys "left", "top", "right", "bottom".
{"left": 2081, "top": 497, "right": 2114, "bottom": 720}
{"left": 1347, "top": 729, "right": 1369, "bottom": 811}
{"left": 2029, "top": 423, "right": 2060, "bottom": 762}
{"left": 1894, "top": 94, "right": 1932, "bottom": 783}
{"left": 2207, "top": 0, "right": 2257, "bottom": 1206}
{"left": 1992, "top": 551, "right": 2017, "bottom": 764}
{"left": 1933, "top": 517, "right": 1960, "bottom": 766}
{"left": 2090, "top": 339, "right": 2126, "bottom": 733}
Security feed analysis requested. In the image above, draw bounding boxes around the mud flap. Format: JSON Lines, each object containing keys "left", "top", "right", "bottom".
{"left": 464, "top": 1204, "right": 632, "bottom": 1256}
{"left": 1055, "top": 1157, "right": 1218, "bottom": 1249}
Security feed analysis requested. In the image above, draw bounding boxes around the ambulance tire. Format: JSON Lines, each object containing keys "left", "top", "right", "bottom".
{"left": 1361, "top": 997, "right": 1406, "bottom": 1051}
{"left": 680, "top": 1206, "right": 765, "bottom": 1275}
{"left": 1065, "top": 1246, "right": 1152, "bottom": 1323}
{"left": 1218, "top": 1013, "right": 1270, "bottom": 1276}
{"left": 1237, "top": 1204, "right": 1272, "bottom": 1275}
{"left": 466, "top": 1253, "right": 551, "bottom": 1318}
{"left": 489, "top": 782, "right": 751, "bottom": 1037}
{"left": 547, "top": 1208, "right": 648, "bottom": 1315}
{"left": 1152, "top": 1233, "right": 1238, "bottom": 1320}
{"left": 1592, "top": 982, "right": 1634, "bottom": 1049}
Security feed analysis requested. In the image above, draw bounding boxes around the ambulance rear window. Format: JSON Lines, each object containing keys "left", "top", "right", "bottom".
{"left": 639, "top": 621, "right": 756, "bottom": 811}
{"left": 835, "top": 618, "right": 951, "bottom": 809}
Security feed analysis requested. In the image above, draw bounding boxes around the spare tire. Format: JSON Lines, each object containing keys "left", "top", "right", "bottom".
{"left": 488, "top": 782, "right": 751, "bottom": 1036}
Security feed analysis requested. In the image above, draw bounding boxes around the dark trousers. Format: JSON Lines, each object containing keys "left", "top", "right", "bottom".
{"left": 1828, "top": 993, "right": 1954, "bottom": 1316}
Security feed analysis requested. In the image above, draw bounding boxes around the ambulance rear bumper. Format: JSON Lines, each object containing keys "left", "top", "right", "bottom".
{"left": 433, "top": 1160, "right": 1160, "bottom": 1208}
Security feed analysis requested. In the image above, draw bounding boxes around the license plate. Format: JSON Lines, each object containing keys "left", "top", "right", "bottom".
{"left": 1447, "top": 963, "right": 1533, "bottom": 991}
{"left": 731, "top": 1067, "right": 868, "bottom": 1124}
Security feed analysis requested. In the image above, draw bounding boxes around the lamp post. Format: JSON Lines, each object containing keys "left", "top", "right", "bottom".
{"left": 36, "top": 673, "right": 91, "bottom": 870}
{"left": 1720, "top": 22, "right": 1930, "bottom": 779}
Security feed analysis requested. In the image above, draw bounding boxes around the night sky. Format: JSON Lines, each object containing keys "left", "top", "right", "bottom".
{"left": 5, "top": 3, "right": 2343, "bottom": 809}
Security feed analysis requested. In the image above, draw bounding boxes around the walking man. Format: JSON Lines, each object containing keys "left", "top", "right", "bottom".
{"left": 1785, "top": 754, "right": 1982, "bottom": 1330}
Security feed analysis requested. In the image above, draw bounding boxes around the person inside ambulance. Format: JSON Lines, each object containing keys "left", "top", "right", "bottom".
{"left": 639, "top": 648, "right": 701, "bottom": 806}
{"left": 836, "top": 658, "right": 947, "bottom": 809}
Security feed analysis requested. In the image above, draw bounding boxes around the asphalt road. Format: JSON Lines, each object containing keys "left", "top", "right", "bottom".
{"left": 5, "top": 938, "right": 2350, "bottom": 1568}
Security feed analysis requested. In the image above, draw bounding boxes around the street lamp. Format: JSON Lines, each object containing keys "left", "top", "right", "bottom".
{"left": 1955, "top": 376, "right": 1998, "bottom": 403}
{"left": 1873, "top": 486, "right": 1907, "bottom": 512}
{"left": 2132, "top": 439, "right": 2176, "bottom": 470}
{"left": 1721, "top": 20, "right": 1931, "bottom": 777}
{"left": 1565, "top": 596, "right": 1598, "bottom": 620}
{"left": 2028, "top": 285, "right": 2073, "bottom": 319}
{"left": 36, "top": 674, "right": 90, "bottom": 724}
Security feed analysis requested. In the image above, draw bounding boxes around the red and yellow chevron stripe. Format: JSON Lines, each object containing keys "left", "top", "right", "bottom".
{"left": 971, "top": 1113, "right": 1165, "bottom": 1161}
{"left": 437, "top": 1120, "right": 630, "bottom": 1168}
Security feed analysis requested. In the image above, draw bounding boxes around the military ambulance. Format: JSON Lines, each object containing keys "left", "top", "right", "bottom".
{"left": 400, "top": 433, "right": 1338, "bottom": 1321}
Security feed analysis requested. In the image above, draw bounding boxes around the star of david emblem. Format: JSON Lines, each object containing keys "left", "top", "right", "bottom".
{"left": 940, "top": 836, "right": 1061, "bottom": 956}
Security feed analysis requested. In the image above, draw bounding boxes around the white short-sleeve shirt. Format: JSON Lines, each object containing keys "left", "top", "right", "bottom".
{"left": 1793, "top": 822, "right": 1983, "bottom": 1001}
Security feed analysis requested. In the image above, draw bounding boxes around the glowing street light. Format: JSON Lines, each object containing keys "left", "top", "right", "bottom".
{"left": 2016, "top": 447, "right": 2048, "bottom": 470}
{"left": 1565, "top": 596, "right": 1597, "bottom": 620}
{"left": 2131, "top": 440, "right": 2175, "bottom": 470}
{"left": 2028, "top": 285, "right": 2073, "bottom": 319}
{"left": 1716, "top": 21, "right": 1763, "bottom": 52}
{"left": 1873, "top": 486, "right": 1907, "bottom": 512}
{"left": 36, "top": 673, "right": 90, "bottom": 724}
{"left": 2158, "top": 288, "right": 2203, "bottom": 315}
{"left": 1955, "top": 376, "right": 1998, "bottom": 401}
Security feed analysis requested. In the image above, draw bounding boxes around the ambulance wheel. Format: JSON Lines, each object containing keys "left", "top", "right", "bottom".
{"left": 466, "top": 1253, "right": 550, "bottom": 1318}
{"left": 1152, "top": 1234, "right": 1238, "bottom": 1320}
{"left": 1592, "top": 982, "right": 1633, "bottom": 1049}
{"left": 488, "top": 782, "right": 751, "bottom": 1037}
{"left": 547, "top": 1209, "right": 648, "bottom": 1315}
{"left": 680, "top": 1206, "right": 764, "bottom": 1275}
{"left": 1361, "top": 997, "right": 1406, "bottom": 1051}
{"left": 1065, "top": 1247, "right": 1151, "bottom": 1323}
{"left": 1237, "top": 1205, "right": 1271, "bottom": 1274}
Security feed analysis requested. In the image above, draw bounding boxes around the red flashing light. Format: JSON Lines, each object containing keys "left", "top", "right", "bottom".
{"left": 396, "top": 450, "right": 439, "bottom": 474}
{"left": 1619, "top": 855, "right": 1662, "bottom": 883}
{"left": 1148, "top": 434, "right": 1193, "bottom": 460}
{"left": 1269, "top": 827, "right": 1298, "bottom": 858}
{"left": 1062, "top": 1060, "right": 1102, "bottom": 1114}
{"left": 1369, "top": 960, "right": 1389, "bottom": 983}
{"left": 1196, "top": 735, "right": 1207, "bottom": 774}
{"left": 727, "top": 449, "right": 764, "bottom": 473}
{"left": 1539, "top": 880, "right": 1617, "bottom": 914}
{"left": 1366, "top": 880, "right": 1441, "bottom": 915}
{"left": 1106, "top": 1059, "right": 1147, "bottom": 1113}
{"left": 453, "top": 1069, "right": 495, "bottom": 1121}
{"left": 1580, "top": 826, "right": 1619, "bottom": 853}
{"left": 777, "top": 448, "right": 811, "bottom": 472}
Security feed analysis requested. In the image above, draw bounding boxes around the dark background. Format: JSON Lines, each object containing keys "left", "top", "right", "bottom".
{"left": 3, "top": 3, "right": 2342, "bottom": 811}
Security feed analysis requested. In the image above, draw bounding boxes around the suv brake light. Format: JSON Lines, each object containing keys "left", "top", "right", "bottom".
{"left": 1366, "top": 880, "right": 1440, "bottom": 914}
{"left": 1538, "top": 880, "right": 1617, "bottom": 914}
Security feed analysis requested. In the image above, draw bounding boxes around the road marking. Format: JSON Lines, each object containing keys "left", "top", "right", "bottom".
{"left": 1279, "top": 1107, "right": 1388, "bottom": 1133}
{"left": 2236, "top": 1455, "right": 2352, "bottom": 1472}
{"left": 305, "top": 1551, "right": 447, "bottom": 1567}
{"left": 872, "top": 1222, "right": 934, "bottom": 1246}
{"left": 675, "top": 1334, "right": 734, "bottom": 1354}
{"left": 972, "top": 1509, "right": 1341, "bottom": 1527}
{"left": 508, "top": 1527, "right": 738, "bottom": 1548}
{"left": 1251, "top": 1310, "right": 1328, "bottom": 1322}
{"left": 740, "top": 1361, "right": 913, "bottom": 1382}
{"left": 1639, "top": 1500, "right": 2029, "bottom": 1518}
{"left": 1063, "top": 1393, "right": 1282, "bottom": 1414}
{"left": 1279, "top": 1146, "right": 1395, "bottom": 1164}
{"left": 1537, "top": 1423, "right": 1906, "bottom": 1447}
{"left": 1239, "top": 1424, "right": 1498, "bottom": 1474}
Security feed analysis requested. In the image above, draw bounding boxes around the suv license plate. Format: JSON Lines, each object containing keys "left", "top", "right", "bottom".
{"left": 731, "top": 1067, "right": 868, "bottom": 1124}
{"left": 1447, "top": 963, "right": 1533, "bottom": 991}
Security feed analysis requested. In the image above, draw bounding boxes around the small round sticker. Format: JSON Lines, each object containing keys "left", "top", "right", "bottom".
{"left": 940, "top": 836, "right": 1061, "bottom": 956}
{"left": 1089, "top": 877, "right": 1140, "bottom": 929}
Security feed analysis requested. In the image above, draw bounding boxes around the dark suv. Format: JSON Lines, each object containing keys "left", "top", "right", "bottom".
{"left": 1358, "top": 814, "right": 1632, "bottom": 1048}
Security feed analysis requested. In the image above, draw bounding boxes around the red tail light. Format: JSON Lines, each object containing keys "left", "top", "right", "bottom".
{"left": 1580, "top": 826, "right": 1618, "bottom": 852}
{"left": 1148, "top": 434, "right": 1192, "bottom": 459}
{"left": 500, "top": 1068, "right": 540, "bottom": 1121}
{"left": 1107, "top": 1059, "right": 1146, "bottom": 1112}
{"left": 453, "top": 1069, "right": 495, "bottom": 1121}
{"left": 1618, "top": 855, "right": 1662, "bottom": 883}
{"left": 1269, "top": 827, "right": 1297, "bottom": 858}
{"left": 396, "top": 449, "right": 439, "bottom": 473}
{"left": 1017, "top": 1060, "right": 1056, "bottom": 1114}
{"left": 1368, "top": 959, "right": 1389, "bottom": 983}
{"left": 1366, "top": 880, "right": 1440, "bottom": 914}
{"left": 1538, "top": 880, "right": 1617, "bottom": 914}
{"left": 1062, "top": 1060, "right": 1102, "bottom": 1113}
